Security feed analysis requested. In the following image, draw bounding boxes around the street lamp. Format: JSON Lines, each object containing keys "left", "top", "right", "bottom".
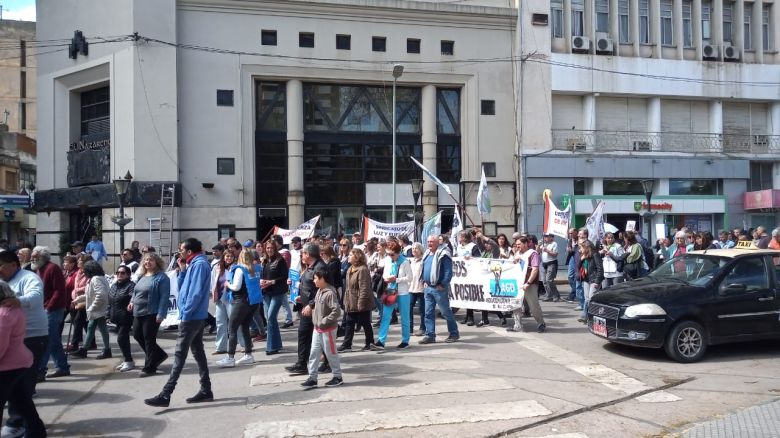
{"left": 391, "top": 63, "right": 404, "bottom": 223}
{"left": 111, "top": 170, "right": 133, "bottom": 252}
{"left": 410, "top": 178, "right": 424, "bottom": 242}
{"left": 641, "top": 179, "right": 654, "bottom": 244}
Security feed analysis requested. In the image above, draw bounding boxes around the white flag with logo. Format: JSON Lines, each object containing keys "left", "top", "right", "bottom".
{"left": 450, "top": 207, "right": 463, "bottom": 242}
{"left": 476, "top": 166, "right": 491, "bottom": 215}
{"left": 585, "top": 201, "right": 605, "bottom": 245}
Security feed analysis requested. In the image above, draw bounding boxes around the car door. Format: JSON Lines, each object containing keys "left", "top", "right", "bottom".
{"left": 711, "top": 256, "right": 778, "bottom": 340}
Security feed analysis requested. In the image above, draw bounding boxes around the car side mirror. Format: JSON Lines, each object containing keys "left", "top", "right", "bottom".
{"left": 720, "top": 283, "right": 747, "bottom": 295}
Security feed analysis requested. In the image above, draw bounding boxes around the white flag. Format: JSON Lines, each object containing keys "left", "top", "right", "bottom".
{"left": 421, "top": 211, "right": 442, "bottom": 245}
{"left": 273, "top": 215, "right": 321, "bottom": 244}
{"left": 585, "top": 201, "right": 605, "bottom": 245}
{"left": 410, "top": 156, "right": 452, "bottom": 197}
{"left": 476, "top": 166, "right": 491, "bottom": 215}
{"left": 450, "top": 207, "right": 463, "bottom": 241}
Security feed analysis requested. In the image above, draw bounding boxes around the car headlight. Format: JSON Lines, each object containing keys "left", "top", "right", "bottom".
{"left": 623, "top": 303, "right": 667, "bottom": 318}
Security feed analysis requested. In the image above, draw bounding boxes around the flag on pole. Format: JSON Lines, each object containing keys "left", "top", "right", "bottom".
{"left": 585, "top": 201, "right": 606, "bottom": 245}
{"left": 450, "top": 207, "right": 463, "bottom": 241}
{"left": 421, "top": 211, "right": 442, "bottom": 244}
{"left": 476, "top": 166, "right": 491, "bottom": 215}
{"left": 410, "top": 156, "right": 452, "bottom": 196}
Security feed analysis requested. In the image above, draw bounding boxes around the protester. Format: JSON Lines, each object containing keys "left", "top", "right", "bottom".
{"left": 300, "top": 269, "right": 343, "bottom": 389}
{"left": 600, "top": 233, "right": 624, "bottom": 288}
{"left": 419, "top": 235, "right": 459, "bottom": 344}
{"left": 31, "top": 246, "right": 70, "bottom": 379}
{"left": 145, "top": 238, "right": 213, "bottom": 407}
{"left": 108, "top": 265, "right": 136, "bottom": 372}
{"left": 261, "top": 241, "right": 289, "bottom": 356}
{"left": 286, "top": 243, "right": 328, "bottom": 376}
{"left": 374, "top": 241, "right": 412, "bottom": 350}
{"left": 576, "top": 241, "right": 603, "bottom": 323}
{"left": 622, "top": 231, "right": 645, "bottom": 281}
{"left": 407, "top": 243, "right": 426, "bottom": 336}
{"left": 211, "top": 249, "right": 234, "bottom": 355}
{"left": 507, "top": 237, "right": 546, "bottom": 333}
{"left": 65, "top": 255, "right": 91, "bottom": 352}
{"left": 85, "top": 234, "right": 107, "bottom": 263}
{"left": 217, "top": 248, "right": 261, "bottom": 368}
{"left": 539, "top": 234, "right": 561, "bottom": 302}
{"left": 339, "top": 248, "right": 375, "bottom": 352}
{"left": 131, "top": 253, "right": 171, "bottom": 377}
{"left": 70, "top": 261, "right": 112, "bottom": 360}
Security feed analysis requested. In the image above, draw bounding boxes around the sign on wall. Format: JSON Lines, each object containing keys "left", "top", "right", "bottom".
{"left": 67, "top": 139, "right": 110, "bottom": 187}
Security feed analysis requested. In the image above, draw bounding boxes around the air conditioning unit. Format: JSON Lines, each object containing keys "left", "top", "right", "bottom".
{"left": 632, "top": 140, "right": 652, "bottom": 151}
{"left": 596, "top": 37, "right": 614, "bottom": 54}
{"left": 753, "top": 135, "right": 769, "bottom": 146}
{"left": 702, "top": 44, "right": 719, "bottom": 60}
{"left": 572, "top": 36, "right": 591, "bottom": 52}
{"left": 566, "top": 137, "right": 587, "bottom": 151}
{"left": 723, "top": 45, "right": 740, "bottom": 61}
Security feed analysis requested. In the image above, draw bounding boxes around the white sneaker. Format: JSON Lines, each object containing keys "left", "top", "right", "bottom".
{"left": 118, "top": 361, "right": 135, "bottom": 372}
{"left": 235, "top": 354, "right": 255, "bottom": 366}
{"left": 115, "top": 362, "right": 124, "bottom": 371}
{"left": 216, "top": 356, "right": 235, "bottom": 368}
{"left": 1, "top": 425, "right": 26, "bottom": 438}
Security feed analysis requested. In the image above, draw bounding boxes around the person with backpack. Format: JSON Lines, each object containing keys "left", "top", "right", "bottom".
{"left": 216, "top": 248, "right": 262, "bottom": 368}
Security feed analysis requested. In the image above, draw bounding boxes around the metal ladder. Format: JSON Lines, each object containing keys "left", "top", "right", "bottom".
{"left": 148, "top": 184, "right": 176, "bottom": 262}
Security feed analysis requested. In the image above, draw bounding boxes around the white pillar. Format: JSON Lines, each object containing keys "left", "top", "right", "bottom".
{"left": 709, "top": 99, "right": 723, "bottom": 151}
{"left": 565, "top": 0, "right": 573, "bottom": 51}
{"left": 712, "top": 0, "right": 723, "bottom": 58}
{"left": 652, "top": 0, "right": 662, "bottom": 57}
{"left": 753, "top": 0, "right": 764, "bottom": 62}
{"left": 610, "top": 0, "right": 620, "bottom": 54}
{"left": 286, "top": 79, "right": 305, "bottom": 227}
{"left": 693, "top": 0, "right": 703, "bottom": 59}
{"left": 586, "top": 0, "right": 596, "bottom": 50}
{"left": 773, "top": 163, "right": 780, "bottom": 188}
{"left": 674, "top": 0, "right": 684, "bottom": 59}
{"left": 630, "top": 0, "right": 640, "bottom": 55}
{"left": 734, "top": 0, "right": 744, "bottom": 53}
{"left": 421, "top": 85, "right": 438, "bottom": 219}
{"left": 769, "top": 102, "right": 780, "bottom": 135}
{"left": 583, "top": 94, "right": 596, "bottom": 149}
{"left": 648, "top": 97, "right": 661, "bottom": 150}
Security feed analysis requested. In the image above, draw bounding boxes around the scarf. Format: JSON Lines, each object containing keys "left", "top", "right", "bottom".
{"left": 388, "top": 254, "right": 406, "bottom": 291}
{"left": 426, "top": 246, "right": 452, "bottom": 285}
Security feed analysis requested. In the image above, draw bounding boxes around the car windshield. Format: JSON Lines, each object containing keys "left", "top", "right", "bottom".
{"left": 648, "top": 254, "right": 730, "bottom": 286}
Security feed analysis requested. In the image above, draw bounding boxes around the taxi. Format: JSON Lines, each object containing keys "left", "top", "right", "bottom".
{"left": 587, "top": 241, "right": 780, "bottom": 362}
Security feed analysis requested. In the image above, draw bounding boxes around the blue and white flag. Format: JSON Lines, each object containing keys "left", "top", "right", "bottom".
{"left": 476, "top": 166, "right": 491, "bottom": 215}
{"left": 421, "top": 211, "right": 442, "bottom": 244}
{"left": 410, "top": 156, "right": 452, "bottom": 197}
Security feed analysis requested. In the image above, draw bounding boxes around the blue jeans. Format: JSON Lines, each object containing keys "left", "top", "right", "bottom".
{"left": 567, "top": 257, "right": 577, "bottom": 300}
{"left": 40, "top": 308, "right": 69, "bottom": 374}
{"left": 378, "top": 294, "right": 410, "bottom": 344}
{"left": 83, "top": 317, "right": 110, "bottom": 354}
{"left": 282, "top": 294, "right": 293, "bottom": 324}
{"left": 264, "top": 294, "right": 284, "bottom": 352}
{"left": 409, "top": 293, "right": 425, "bottom": 332}
{"left": 214, "top": 297, "right": 229, "bottom": 352}
{"left": 423, "top": 286, "right": 459, "bottom": 340}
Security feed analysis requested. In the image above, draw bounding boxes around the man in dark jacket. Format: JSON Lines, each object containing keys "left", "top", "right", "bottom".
{"left": 285, "top": 243, "right": 330, "bottom": 375}
{"left": 32, "top": 246, "right": 70, "bottom": 379}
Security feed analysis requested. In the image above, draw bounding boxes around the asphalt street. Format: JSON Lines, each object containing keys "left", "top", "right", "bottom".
{"left": 25, "top": 300, "right": 780, "bottom": 438}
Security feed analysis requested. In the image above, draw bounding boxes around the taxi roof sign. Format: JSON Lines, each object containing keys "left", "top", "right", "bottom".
{"left": 735, "top": 240, "right": 758, "bottom": 249}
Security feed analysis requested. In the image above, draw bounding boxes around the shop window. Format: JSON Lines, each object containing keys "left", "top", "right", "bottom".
{"left": 603, "top": 179, "right": 646, "bottom": 195}
{"left": 261, "top": 30, "right": 277, "bottom": 46}
{"left": 407, "top": 38, "right": 421, "bottom": 54}
{"left": 299, "top": 32, "right": 315, "bottom": 48}
{"left": 336, "top": 34, "right": 351, "bottom": 50}
{"left": 669, "top": 179, "right": 718, "bottom": 195}
{"left": 372, "top": 36, "right": 386, "bottom": 52}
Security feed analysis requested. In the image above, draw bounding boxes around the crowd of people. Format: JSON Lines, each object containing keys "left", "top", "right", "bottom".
{"left": 2, "top": 223, "right": 779, "bottom": 436}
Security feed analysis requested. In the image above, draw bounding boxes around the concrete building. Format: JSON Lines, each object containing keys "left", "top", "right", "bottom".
{"left": 33, "top": 0, "right": 780, "bottom": 263}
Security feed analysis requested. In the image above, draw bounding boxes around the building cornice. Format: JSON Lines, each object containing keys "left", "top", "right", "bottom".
{"left": 177, "top": 0, "right": 517, "bottom": 30}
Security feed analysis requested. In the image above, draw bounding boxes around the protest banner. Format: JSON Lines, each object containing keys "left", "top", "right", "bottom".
{"left": 362, "top": 216, "right": 415, "bottom": 240}
{"left": 273, "top": 215, "right": 321, "bottom": 244}
{"left": 289, "top": 269, "right": 300, "bottom": 304}
{"left": 448, "top": 257, "right": 527, "bottom": 311}
{"left": 542, "top": 191, "right": 571, "bottom": 239}
{"left": 160, "top": 270, "right": 180, "bottom": 327}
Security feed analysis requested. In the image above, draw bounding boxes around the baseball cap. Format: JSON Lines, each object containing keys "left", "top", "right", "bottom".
{"left": 243, "top": 240, "right": 254, "bottom": 247}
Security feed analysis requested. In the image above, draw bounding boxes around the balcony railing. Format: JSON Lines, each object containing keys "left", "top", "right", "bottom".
{"left": 551, "top": 130, "right": 780, "bottom": 154}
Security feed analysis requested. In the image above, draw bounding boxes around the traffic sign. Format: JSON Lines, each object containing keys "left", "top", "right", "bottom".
{"left": 0, "top": 195, "right": 31, "bottom": 208}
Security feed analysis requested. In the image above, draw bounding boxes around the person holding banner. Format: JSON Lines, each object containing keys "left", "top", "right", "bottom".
{"left": 374, "top": 242, "right": 412, "bottom": 350}
{"left": 507, "top": 237, "right": 546, "bottom": 334}
{"left": 419, "top": 236, "right": 459, "bottom": 344}
{"left": 130, "top": 253, "right": 170, "bottom": 377}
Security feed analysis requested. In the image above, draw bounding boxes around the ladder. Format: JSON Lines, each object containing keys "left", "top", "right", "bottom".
{"left": 148, "top": 184, "right": 176, "bottom": 262}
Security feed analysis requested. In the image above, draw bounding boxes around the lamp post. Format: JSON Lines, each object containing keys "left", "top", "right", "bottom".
{"left": 410, "top": 178, "right": 424, "bottom": 242}
{"left": 391, "top": 64, "right": 404, "bottom": 223}
{"left": 111, "top": 171, "right": 133, "bottom": 252}
{"left": 641, "top": 179, "right": 654, "bottom": 244}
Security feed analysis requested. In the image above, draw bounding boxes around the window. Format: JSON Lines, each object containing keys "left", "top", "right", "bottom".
{"left": 299, "top": 32, "right": 314, "bottom": 48}
{"left": 596, "top": 0, "right": 610, "bottom": 33}
{"left": 437, "top": 88, "right": 460, "bottom": 135}
{"left": 749, "top": 162, "right": 773, "bottom": 191}
{"left": 19, "top": 167, "right": 35, "bottom": 192}
{"left": 80, "top": 86, "right": 110, "bottom": 138}
{"left": 5, "top": 171, "right": 17, "bottom": 193}
{"left": 480, "top": 100, "right": 495, "bottom": 115}
{"left": 744, "top": 4, "right": 752, "bottom": 50}
{"left": 336, "top": 34, "right": 351, "bottom": 50}
{"left": 702, "top": 1, "right": 711, "bottom": 41}
{"left": 218, "top": 225, "right": 236, "bottom": 240}
{"left": 572, "top": 0, "right": 585, "bottom": 37}
{"left": 763, "top": 4, "right": 770, "bottom": 50}
{"left": 482, "top": 162, "right": 496, "bottom": 177}
{"left": 661, "top": 0, "right": 673, "bottom": 45}
{"left": 619, "top": 0, "right": 630, "bottom": 43}
{"left": 603, "top": 179, "right": 646, "bottom": 195}
{"left": 683, "top": 0, "right": 693, "bottom": 47}
{"left": 669, "top": 179, "right": 718, "bottom": 195}
{"left": 261, "top": 30, "right": 277, "bottom": 46}
{"left": 255, "top": 142, "right": 288, "bottom": 206}
{"left": 407, "top": 38, "right": 420, "bottom": 54}
{"left": 639, "top": 0, "right": 650, "bottom": 43}
{"left": 441, "top": 40, "right": 454, "bottom": 55}
{"left": 256, "top": 81, "right": 286, "bottom": 131}
{"left": 372, "top": 36, "right": 386, "bottom": 52}
{"left": 216, "top": 158, "right": 235, "bottom": 175}
{"left": 723, "top": 3, "right": 733, "bottom": 42}
{"left": 722, "top": 258, "right": 768, "bottom": 292}
{"left": 551, "top": 0, "right": 564, "bottom": 38}
{"left": 574, "top": 179, "right": 586, "bottom": 195}
{"left": 216, "top": 89, "right": 234, "bottom": 107}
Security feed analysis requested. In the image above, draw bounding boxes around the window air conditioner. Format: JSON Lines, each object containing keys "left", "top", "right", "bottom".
{"left": 723, "top": 45, "right": 740, "bottom": 61}
{"left": 596, "top": 37, "right": 614, "bottom": 54}
{"left": 702, "top": 44, "right": 719, "bottom": 60}
{"left": 566, "top": 137, "right": 587, "bottom": 151}
{"left": 572, "top": 36, "right": 591, "bottom": 52}
{"left": 632, "top": 140, "right": 651, "bottom": 151}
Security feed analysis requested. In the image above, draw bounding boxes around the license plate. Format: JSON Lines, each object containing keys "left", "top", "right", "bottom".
{"left": 592, "top": 316, "right": 608, "bottom": 338}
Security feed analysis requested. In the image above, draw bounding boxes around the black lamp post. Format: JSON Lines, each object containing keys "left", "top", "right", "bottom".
{"left": 111, "top": 171, "right": 133, "bottom": 252}
{"left": 410, "top": 178, "right": 424, "bottom": 242}
{"left": 641, "top": 179, "right": 654, "bottom": 243}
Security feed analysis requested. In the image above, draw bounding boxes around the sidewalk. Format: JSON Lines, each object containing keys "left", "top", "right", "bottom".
{"left": 671, "top": 398, "right": 780, "bottom": 437}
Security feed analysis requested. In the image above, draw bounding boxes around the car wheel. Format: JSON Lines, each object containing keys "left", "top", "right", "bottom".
{"left": 664, "top": 320, "right": 707, "bottom": 363}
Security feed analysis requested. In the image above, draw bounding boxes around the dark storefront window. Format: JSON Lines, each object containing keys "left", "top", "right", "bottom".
{"left": 256, "top": 141, "right": 288, "bottom": 206}
{"left": 80, "top": 86, "right": 110, "bottom": 139}
{"left": 256, "top": 81, "right": 286, "bottom": 131}
{"left": 669, "top": 179, "right": 719, "bottom": 195}
{"left": 603, "top": 179, "right": 646, "bottom": 195}
{"left": 304, "top": 143, "right": 364, "bottom": 205}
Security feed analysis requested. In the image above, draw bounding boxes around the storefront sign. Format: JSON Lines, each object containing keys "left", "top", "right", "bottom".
{"left": 67, "top": 138, "right": 110, "bottom": 187}
{"left": 743, "top": 190, "right": 780, "bottom": 210}
{"left": 633, "top": 201, "right": 673, "bottom": 211}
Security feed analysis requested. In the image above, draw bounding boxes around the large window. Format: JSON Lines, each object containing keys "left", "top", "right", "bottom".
{"left": 80, "top": 86, "right": 110, "bottom": 138}
{"left": 619, "top": 0, "right": 630, "bottom": 43}
{"left": 551, "top": 0, "right": 564, "bottom": 38}
{"left": 595, "top": 0, "right": 610, "bottom": 33}
{"left": 749, "top": 162, "right": 774, "bottom": 191}
{"left": 436, "top": 89, "right": 461, "bottom": 183}
{"left": 669, "top": 179, "right": 719, "bottom": 195}
{"left": 702, "top": 1, "right": 711, "bottom": 41}
{"left": 763, "top": 4, "right": 770, "bottom": 50}
{"left": 639, "top": 0, "right": 650, "bottom": 44}
{"left": 723, "top": 3, "right": 733, "bottom": 42}
{"left": 661, "top": 0, "right": 674, "bottom": 45}
{"left": 256, "top": 81, "right": 286, "bottom": 131}
{"left": 256, "top": 142, "right": 288, "bottom": 206}
{"left": 604, "top": 179, "right": 646, "bottom": 195}
{"left": 572, "top": 0, "right": 585, "bottom": 37}
{"left": 683, "top": 0, "right": 693, "bottom": 47}
{"left": 744, "top": 3, "right": 752, "bottom": 50}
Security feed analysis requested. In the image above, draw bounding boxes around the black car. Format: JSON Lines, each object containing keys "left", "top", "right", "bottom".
{"left": 587, "top": 248, "right": 780, "bottom": 362}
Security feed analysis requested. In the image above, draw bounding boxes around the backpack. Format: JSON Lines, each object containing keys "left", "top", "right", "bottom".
{"left": 228, "top": 265, "right": 263, "bottom": 305}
